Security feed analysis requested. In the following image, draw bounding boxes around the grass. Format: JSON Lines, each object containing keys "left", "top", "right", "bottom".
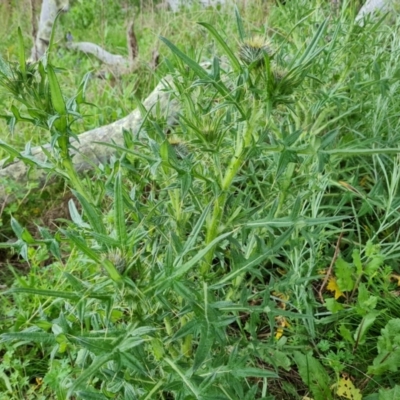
{"left": 1, "top": 0, "right": 400, "bottom": 399}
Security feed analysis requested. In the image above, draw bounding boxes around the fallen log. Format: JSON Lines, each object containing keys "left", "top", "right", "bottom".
{"left": 30, "top": 0, "right": 69, "bottom": 61}
{"left": 0, "top": 76, "right": 179, "bottom": 205}
{"left": 67, "top": 21, "right": 140, "bottom": 77}
{"left": 356, "top": 0, "right": 397, "bottom": 24}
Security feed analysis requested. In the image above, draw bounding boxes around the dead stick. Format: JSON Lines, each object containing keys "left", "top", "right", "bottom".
{"left": 318, "top": 224, "right": 345, "bottom": 303}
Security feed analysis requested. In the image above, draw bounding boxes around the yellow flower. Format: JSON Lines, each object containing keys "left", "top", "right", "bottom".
{"left": 336, "top": 376, "right": 362, "bottom": 400}
{"left": 327, "top": 276, "right": 344, "bottom": 300}
{"left": 275, "top": 315, "right": 290, "bottom": 339}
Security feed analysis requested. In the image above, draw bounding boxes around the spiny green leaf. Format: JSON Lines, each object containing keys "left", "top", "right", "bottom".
{"left": 1, "top": 331, "right": 56, "bottom": 345}
{"left": 232, "top": 367, "right": 278, "bottom": 379}
{"left": 17, "top": 27, "right": 26, "bottom": 77}
{"left": 234, "top": 6, "right": 246, "bottom": 41}
{"left": 198, "top": 22, "right": 241, "bottom": 71}
{"left": 323, "top": 148, "right": 400, "bottom": 156}
{"left": 63, "top": 230, "right": 101, "bottom": 263}
{"left": 192, "top": 322, "right": 214, "bottom": 373}
{"left": 47, "top": 12, "right": 61, "bottom": 63}
{"left": 114, "top": 170, "right": 127, "bottom": 246}
{"left": 164, "top": 358, "right": 200, "bottom": 399}
{"left": 174, "top": 203, "right": 211, "bottom": 268}
{"left": 68, "top": 354, "right": 114, "bottom": 397}
{"left": 4, "top": 287, "right": 80, "bottom": 300}
{"left": 47, "top": 64, "right": 66, "bottom": 116}
{"left": 294, "top": 18, "right": 329, "bottom": 67}
{"left": 215, "top": 228, "right": 293, "bottom": 286}
{"left": 73, "top": 190, "right": 106, "bottom": 235}
{"left": 75, "top": 390, "right": 109, "bottom": 400}
{"left": 160, "top": 230, "right": 232, "bottom": 287}
{"left": 245, "top": 215, "right": 348, "bottom": 229}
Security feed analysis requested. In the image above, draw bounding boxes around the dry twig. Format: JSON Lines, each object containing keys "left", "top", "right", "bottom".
{"left": 318, "top": 224, "right": 345, "bottom": 303}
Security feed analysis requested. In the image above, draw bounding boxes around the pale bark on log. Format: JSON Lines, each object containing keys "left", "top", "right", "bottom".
{"left": 30, "top": 0, "right": 69, "bottom": 61}
{"left": 32, "top": 0, "right": 139, "bottom": 76}
{"left": 67, "top": 22, "right": 139, "bottom": 77}
{"left": 67, "top": 42, "right": 133, "bottom": 75}
{"left": 165, "top": 0, "right": 229, "bottom": 12}
{"left": 0, "top": 76, "right": 179, "bottom": 204}
{"left": 356, "top": 0, "right": 397, "bottom": 23}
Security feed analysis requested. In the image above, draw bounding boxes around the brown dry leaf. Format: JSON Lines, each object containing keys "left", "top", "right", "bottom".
{"left": 272, "top": 291, "right": 289, "bottom": 310}
{"left": 390, "top": 274, "right": 400, "bottom": 286}
{"left": 338, "top": 181, "right": 363, "bottom": 196}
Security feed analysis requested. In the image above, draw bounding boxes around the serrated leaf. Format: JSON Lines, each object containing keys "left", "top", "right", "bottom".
{"left": 369, "top": 319, "right": 400, "bottom": 375}
{"left": 357, "top": 283, "right": 377, "bottom": 313}
{"left": 379, "top": 385, "right": 400, "bottom": 400}
{"left": 335, "top": 258, "right": 354, "bottom": 292}
{"left": 276, "top": 149, "right": 298, "bottom": 179}
{"left": 293, "top": 351, "right": 333, "bottom": 400}
{"left": 352, "top": 249, "right": 362, "bottom": 275}
{"left": 324, "top": 297, "right": 344, "bottom": 313}
{"left": 160, "top": 36, "right": 244, "bottom": 116}
{"left": 339, "top": 325, "right": 354, "bottom": 344}
{"left": 365, "top": 255, "right": 384, "bottom": 276}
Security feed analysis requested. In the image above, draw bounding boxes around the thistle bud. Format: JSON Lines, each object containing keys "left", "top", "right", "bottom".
{"left": 238, "top": 36, "right": 274, "bottom": 67}
{"left": 103, "top": 249, "right": 126, "bottom": 274}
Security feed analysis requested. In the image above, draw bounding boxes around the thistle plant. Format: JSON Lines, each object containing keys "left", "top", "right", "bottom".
{"left": 0, "top": 25, "right": 91, "bottom": 202}
{"left": 2, "top": 2, "right": 400, "bottom": 399}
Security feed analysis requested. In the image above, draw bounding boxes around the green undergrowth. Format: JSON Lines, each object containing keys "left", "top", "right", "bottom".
{"left": 1, "top": 0, "right": 400, "bottom": 399}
